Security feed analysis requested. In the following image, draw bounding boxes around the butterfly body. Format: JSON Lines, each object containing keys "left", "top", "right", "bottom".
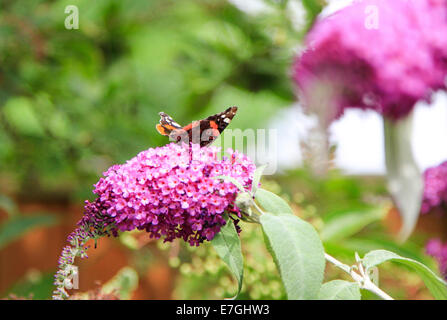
{"left": 156, "top": 106, "right": 238, "bottom": 147}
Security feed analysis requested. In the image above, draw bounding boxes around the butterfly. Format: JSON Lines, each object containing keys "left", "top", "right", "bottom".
{"left": 156, "top": 106, "right": 238, "bottom": 147}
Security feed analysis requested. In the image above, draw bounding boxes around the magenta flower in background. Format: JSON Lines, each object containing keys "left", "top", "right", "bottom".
{"left": 421, "top": 161, "right": 447, "bottom": 214}
{"left": 293, "top": 0, "right": 447, "bottom": 121}
{"left": 422, "top": 162, "right": 447, "bottom": 281}
{"left": 81, "top": 142, "right": 255, "bottom": 246}
{"left": 426, "top": 238, "right": 447, "bottom": 279}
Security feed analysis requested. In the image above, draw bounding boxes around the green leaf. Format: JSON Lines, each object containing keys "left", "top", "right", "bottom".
{"left": 363, "top": 250, "right": 447, "bottom": 300}
{"left": 260, "top": 214, "right": 325, "bottom": 299}
{"left": 211, "top": 220, "right": 244, "bottom": 298}
{"left": 318, "top": 280, "right": 361, "bottom": 300}
{"left": 384, "top": 114, "right": 423, "bottom": 241}
{"left": 102, "top": 267, "right": 139, "bottom": 300}
{"left": 302, "top": 0, "right": 324, "bottom": 23}
{"left": 0, "top": 194, "right": 18, "bottom": 217}
{"left": 4, "top": 271, "right": 54, "bottom": 300}
{"left": 214, "top": 175, "right": 245, "bottom": 193}
{"left": 321, "top": 209, "right": 383, "bottom": 242}
{"left": 119, "top": 232, "right": 140, "bottom": 250}
{"left": 0, "top": 214, "right": 58, "bottom": 250}
{"left": 326, "top": 235, "right": 434, "bottom": 266}
{"left": 2, "top": 97, "right": 45, "bottom": 136}
{"left": 255, "top": 188, "right": 293, "bottom": 215}
{"left": 251, "top": 164, "right": 267, "bottom": 196}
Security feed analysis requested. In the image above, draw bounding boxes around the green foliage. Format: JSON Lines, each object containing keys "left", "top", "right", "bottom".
{"left": 301, "top": 0, "right": 325, "bottom": 29}
{"left": 3, "top": 271, "right": 55, "bottom": 300}
{"left": 274, "top": 169, "right": 388, "bottom": 218}
{"left": 260, "top": 174, "right": 441, "bottom": 300}
{"left": 101, "top": 267, "right": 139, "bottom": 300}
{"left": 161, "top": 223, "right": 286, "bottom": 300}
{"left": 325, "top": 235, "right": 434, "bottom": 266}
{"left": 0, "top": 194, "right": 18, "bottom": 217}
{"left": 260, "top": 214, "right": 325, "bottom": 299}
{"left": 318, "top": 280, "right": 361, "bottom": 300}
{"left": 251, "top": 164, "right": 267, "bottom": 195}
{"left": 211, "top": 217, "right": 244, "bottom": 298}
{"left": 255, "top": 188, "right": 294, "bottom": 215}
{"left": 0, "top": 0, "right": 299, "bottom": 199}
{"left": 1, "top": 0, "right": 444, "bottom": 301}
{"left": 321, "top": 208, "right": 384, "bottom": 242}
{"left": 363, "top": 250, "right": 447, "bottom": 300}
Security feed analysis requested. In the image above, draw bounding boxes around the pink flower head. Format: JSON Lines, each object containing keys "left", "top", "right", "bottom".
{"left": 293, "top": 0, "right": 447, "bottom": 121}
{"left": 81, "top": 143, "right": 255, "bottom": 246}
{"left": 426, "top": 238, "right": 447, "bottom": 279}
{"left": 421, "top": 161, "right": 447, "bottom": 214}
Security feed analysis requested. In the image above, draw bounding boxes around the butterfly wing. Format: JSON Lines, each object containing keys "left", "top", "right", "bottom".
{"left": 157, "top": 107, "right": 238, "bottom": 147}
{"left": 195, "top": 106, "right": 238, "bottom": 147}
{"left": 156, "top": 112, "right": 182, "bottom": 136}
{"left": 204, "top": 106, "right": 238, "bottom": 134}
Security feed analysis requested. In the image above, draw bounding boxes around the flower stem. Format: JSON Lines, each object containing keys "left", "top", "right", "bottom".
{"left": 52, "top": 220, "right": 113, "bottom": 300}
{"left": 252, "top": 200, "right": 265, "bottom": 217}
{"left": 53, "top": 227, "right": 91, "bottom": 300}
{"left": 324, "top": 253, "right": 393, "bottom": 300}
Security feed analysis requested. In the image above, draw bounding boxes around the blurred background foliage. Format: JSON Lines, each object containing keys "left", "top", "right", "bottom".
{"left": 0, "top": 0, "right": 444, "bottom": 300}
{"left": 0, "top": 0, "right": 311, "bottom": 201}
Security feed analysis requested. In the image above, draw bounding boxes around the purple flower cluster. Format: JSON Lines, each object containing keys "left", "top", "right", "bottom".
{"left": 85, "top": 143, "right": 255, "bottom": 246}
{"left": 426, "top": 238, "right": 447, "bottom": 279}
{"left": 53, "top": 143, "right": 254, "bottom": 299}
{"left": 53, "top": 227, "right": 90, "bottom": 299}
{"left": 421, "top": 161, "right": 447, "bottom": 214}
{"left": 293, "top": 0, "right": 447, "bottom": 121}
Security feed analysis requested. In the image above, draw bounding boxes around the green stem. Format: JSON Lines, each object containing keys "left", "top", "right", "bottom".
{"left": 324, "top": 253, "right": 393, "bottom": 300}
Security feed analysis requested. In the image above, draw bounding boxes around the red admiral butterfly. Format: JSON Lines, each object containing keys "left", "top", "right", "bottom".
{"left": 156, "top": 106, "right": 238, "bottom": 147}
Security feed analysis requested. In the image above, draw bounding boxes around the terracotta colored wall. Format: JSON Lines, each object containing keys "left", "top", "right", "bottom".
{"left": 0, "top": 202, "right": 176, "bottom": 299}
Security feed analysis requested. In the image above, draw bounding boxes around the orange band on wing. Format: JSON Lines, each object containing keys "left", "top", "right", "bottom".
{"left": 156, "top": 124, "right": 170, "bottom": 136}
{"left": 209, "top": 121, "right": 218, "bottom": 130}
{"left": 182, "top": 121, "right": 200, "bottom": 132}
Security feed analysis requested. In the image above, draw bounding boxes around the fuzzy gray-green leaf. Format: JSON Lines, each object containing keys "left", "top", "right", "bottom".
{"left": 211, "top": 220, "right": 244, "bottom": 298}
{"left": 251, "top": 164, "right": 267, "bottom": 196}
{"left": 255, "top": 188, "right": 293, "bottom": 216}
{"left": 363, "top": 250, "right": 447, "bottom": 300}
{"left": 260, "top": 214, "right": 325, "bottom": 299}
{"left": 318, "top": 280, "right": 361, "bottom": 300}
